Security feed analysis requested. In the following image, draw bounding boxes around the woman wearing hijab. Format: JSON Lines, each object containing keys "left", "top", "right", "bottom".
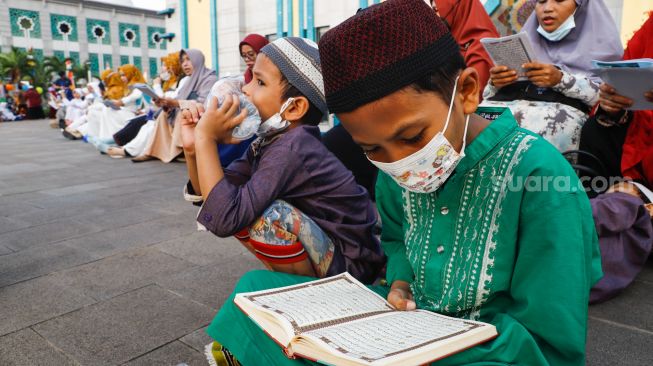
{"left": 239, "top": 34, "right": 269, "bottom": 84}
{"left": 481, "top": 0, "right": 623, "bottom": 153}
{"left": 85, "top": 64, "right": 145, "bottom": 148}
{"left": 430, "top": 0, "right": 499, "bottom": 95}
{"left": 131, "top": 49, "right": 218, "bottom": 163}
{"left": 67, "top": 71, "right": 127, "bottom": 139}
{"left": 107, "top": 52, "right": 188, "bottom": 158}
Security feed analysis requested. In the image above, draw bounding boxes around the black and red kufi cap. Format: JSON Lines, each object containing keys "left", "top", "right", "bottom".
{"left": 318, "top": 0, "right": 459, "bottom": 114}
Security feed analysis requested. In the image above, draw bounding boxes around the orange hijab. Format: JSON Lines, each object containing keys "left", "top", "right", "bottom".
{"left": 119, "top": 64, "right": 145, "bottom": 86}
{"left": 161, "top": 52, "right": 183, "bottom": 92}
{"left": 104, "top": 72, "right": 127, "bottom": 100}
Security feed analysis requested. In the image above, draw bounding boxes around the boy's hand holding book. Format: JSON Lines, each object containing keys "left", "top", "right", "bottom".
{"left": 195, "top": 95, "right": 247, "bottom": 144}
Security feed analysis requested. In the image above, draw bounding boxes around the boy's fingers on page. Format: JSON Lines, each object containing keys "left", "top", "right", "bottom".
{"left": 388, "top": 289, "right": 412, "bottom": 311}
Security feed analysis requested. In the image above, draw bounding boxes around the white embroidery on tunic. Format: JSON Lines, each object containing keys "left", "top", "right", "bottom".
{"left": 403, "top": 131, "right": 535, "bottom": 320}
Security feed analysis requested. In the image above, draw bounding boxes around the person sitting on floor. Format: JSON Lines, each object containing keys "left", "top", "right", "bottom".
{"left": 481, "top": 0, "right": 623, "bottom": 153}
{"left": 590, "top": 180, "right": 653, "bottom": 304}
{"left": 203, "top": 1, "right": 601, "bottom": 364}
{"left": 186, "top": 37, "right": 385, "bottom": 283}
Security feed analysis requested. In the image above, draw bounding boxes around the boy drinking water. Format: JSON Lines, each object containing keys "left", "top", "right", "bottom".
{"left": 202, "top": 1, "right": 601, "bottom": 365}
{"left": 187, "top": 37, "right": 384, "bottom": 282}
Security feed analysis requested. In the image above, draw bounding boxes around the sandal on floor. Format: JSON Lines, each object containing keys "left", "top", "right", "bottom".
{"left": 183, "top": 181, "right": 204, "bottom": 204}
{"left": 107, "top": 147, "right": 127, "bottom": 159}
{"left": 131, "top": 155, "right": 153, "bottom": 163}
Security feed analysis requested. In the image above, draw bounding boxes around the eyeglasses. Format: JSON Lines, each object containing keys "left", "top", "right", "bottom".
{"left": 241, "top": 51, "right": 257, "bottom": 61}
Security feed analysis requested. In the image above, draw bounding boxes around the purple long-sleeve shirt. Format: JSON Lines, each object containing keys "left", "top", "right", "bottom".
{"left": 590, "top": 192, "right": 653, "bottom": 303}
{"left": 197, "top": 125, "right": 385, "bottom": 284}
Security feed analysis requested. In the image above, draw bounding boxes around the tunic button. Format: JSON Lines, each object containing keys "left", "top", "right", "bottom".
{"left": 203, "top": 213, "right": 213, "bottom": 222}
{"left": 440, "top": 206, "right": 449, "bottom": 215}
{"left": 437, "top": 245, "right": 445, "bottom": 253}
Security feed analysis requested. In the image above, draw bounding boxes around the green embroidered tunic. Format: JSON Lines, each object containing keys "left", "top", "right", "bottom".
{"left": 206, "top": 108, "right": 602, "bottom": 366}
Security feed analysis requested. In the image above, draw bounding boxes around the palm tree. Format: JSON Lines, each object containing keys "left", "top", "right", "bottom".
{"left": 0, "top": 47, "right": 30, "bottom": 83}
{"left": 43, "top": 56, "right": 66, "bottom": 79}
{"left": 72, "top": 60, "right": 91, "bottom": 82}
{"left": 23, "top": 59, "right": 49, "bottom": 89}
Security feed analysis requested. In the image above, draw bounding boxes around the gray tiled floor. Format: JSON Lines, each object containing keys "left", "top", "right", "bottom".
{"left": 0, "top": 120, "right": 651, "bottom": 365}
{"left": 1, "top": 120, "right": 261, "bottom": 365}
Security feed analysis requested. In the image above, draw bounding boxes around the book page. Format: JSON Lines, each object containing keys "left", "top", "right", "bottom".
{"left": 132, "top": 83, "right": 159, "bottom": 99}
{"left": 241, "top": 273, "right": 393, "bottom": 334}
{"left": 481, "top": 33, "right": 536, "bottom": 79}
{"left": 303, "top": 310, "right": 484, "bottom": 364}
{"left": 592, "top": 67, "right": 653, "bottom": 110}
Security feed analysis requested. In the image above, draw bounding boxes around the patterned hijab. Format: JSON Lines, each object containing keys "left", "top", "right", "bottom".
{"left": 522, "top": 0, "right": 623, "bottom": 80}
{"left": 119, "top": 64, "right": 146, "bottom": 86}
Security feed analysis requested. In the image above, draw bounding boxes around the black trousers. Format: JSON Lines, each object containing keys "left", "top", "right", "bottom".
{"left": 578, "top": 115, "right": 630, "bottom": 180}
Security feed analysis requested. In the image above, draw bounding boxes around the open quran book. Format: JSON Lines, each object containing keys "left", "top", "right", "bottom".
{"left": 234, "top": 273, "right": 498, "bottom": 366}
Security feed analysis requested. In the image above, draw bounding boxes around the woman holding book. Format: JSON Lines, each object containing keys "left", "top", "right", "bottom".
{"left": 481, "top": 0, "right": 622, "bottom": 153}
{"left": 83, "top": 64, "right": 145, "bottom": 149}
{"left": 107, "top": 52, "right": 187, "bottom": 158}
{"left": 205, "top": 1, "right": 600, "bottom": 365}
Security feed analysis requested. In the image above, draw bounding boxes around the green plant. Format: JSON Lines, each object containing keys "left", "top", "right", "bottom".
{"left": 43, "top": 55, "right": 67, "bottom": 79}
{"left": 0, "top": 47, "right": 30, "bottom": 83}
{"left": 72, "top": 60, "right": 91, "bottom": 82}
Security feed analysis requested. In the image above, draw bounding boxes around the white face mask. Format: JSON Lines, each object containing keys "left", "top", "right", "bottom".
{"left": 160, "top": 71, "right": 171, "bottom": 81}
{"left": 256, "top": 97, "right": 295, "bottom": 137}
{"left": 537, "top": 11, "right": 576, "bottom": 42}
{"left": 368, "top": 76, "right": 470, "bottom": 194}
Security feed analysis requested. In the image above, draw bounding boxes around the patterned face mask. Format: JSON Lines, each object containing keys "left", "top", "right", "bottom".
{"left": 368, "top": 76, "right": 470, "bottom": 194}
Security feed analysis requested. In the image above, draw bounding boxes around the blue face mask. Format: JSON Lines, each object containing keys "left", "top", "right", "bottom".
{"left": 537, "top": 11, "right": 576, "bottom": 42}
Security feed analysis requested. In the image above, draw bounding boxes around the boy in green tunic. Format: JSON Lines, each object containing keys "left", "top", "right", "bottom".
{"left": 205, "top": 0, "right": 601, "bottom": 364}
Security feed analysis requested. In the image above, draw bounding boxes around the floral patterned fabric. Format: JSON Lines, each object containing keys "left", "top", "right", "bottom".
{"left": 481, "top": 70, "right": 600, "bottom": 152}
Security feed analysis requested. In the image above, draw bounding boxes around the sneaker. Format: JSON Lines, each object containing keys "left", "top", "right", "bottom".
{"left": 183, "top": 181, "right": 203, "bottom": 203}
{"left": 205, "top": 342, "right": 240, "bottom": 366}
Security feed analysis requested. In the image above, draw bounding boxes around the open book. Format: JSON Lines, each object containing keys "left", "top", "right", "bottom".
{"left": 235, "top": 273, "right": 498, "bottom": 366}
{"left": 480, "top": 33, "right": 537, "bottom": 80}
{"left": 591, "top": 58, "right": 653, "bottom": 110}
{"left": 103, "top": 99, "right": 120, "bottom": 110}
{"left": 132, "top": 83, "right": 160, "bottom": 99}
